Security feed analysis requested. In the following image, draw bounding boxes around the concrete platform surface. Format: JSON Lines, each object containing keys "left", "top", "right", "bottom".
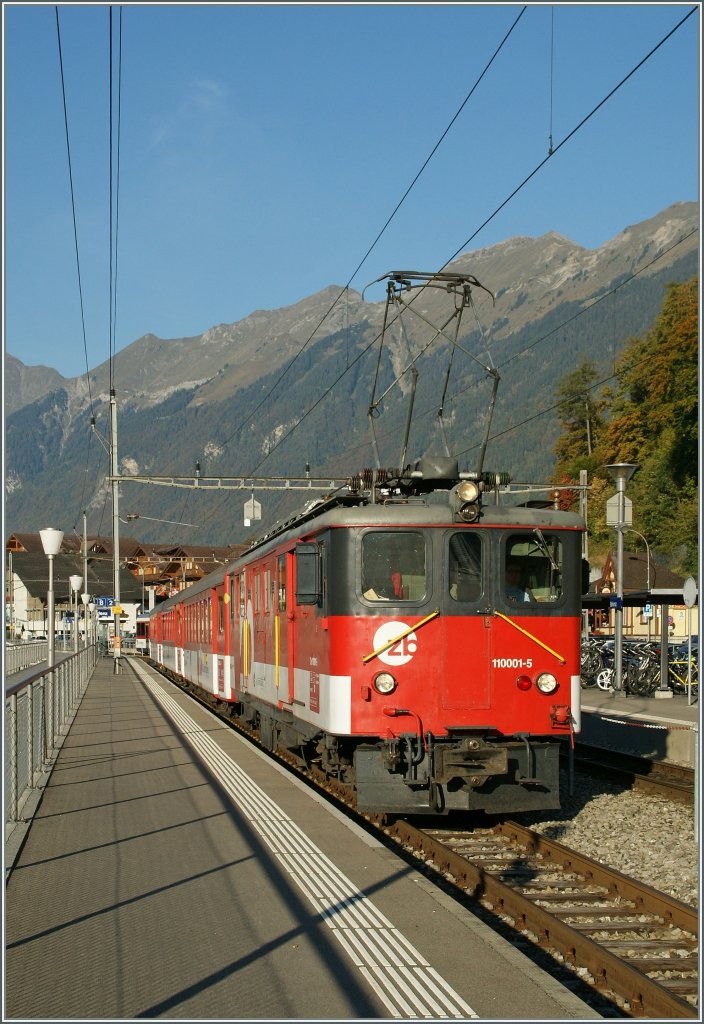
{"left": 580, "top": 685, "right": 698, "bottom": 765}
{"left": 5, "top": 656, "right": 599, "bottom": 1020}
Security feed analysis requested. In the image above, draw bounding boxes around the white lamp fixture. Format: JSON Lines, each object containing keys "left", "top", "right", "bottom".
{"left": 40, "top": 529, "right": 64, "bottom": 671}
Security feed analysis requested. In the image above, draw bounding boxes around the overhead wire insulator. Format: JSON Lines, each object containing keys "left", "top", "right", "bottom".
{"left": 482, "top": 471, "right": 512, "bottom": 487}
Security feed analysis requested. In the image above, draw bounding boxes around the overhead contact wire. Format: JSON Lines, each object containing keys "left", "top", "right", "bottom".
{"left": 247, "top": 6, "right": 697, "bottom": 478}
{"left": 441, "top": 5, "right": 698, "bottom": 269}
{"left": 211, "top": 6, "right": 527, "bottom": 465}
{"left": 55, "top": 7, "right": 95, "bottom": 418}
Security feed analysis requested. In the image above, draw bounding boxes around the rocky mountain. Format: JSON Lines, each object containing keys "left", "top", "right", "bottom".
{"left": 4, "top": 201, "right": 698, "bottom": 545}
{"left": 4, "top": 357, "right": 69, "bottom": 418}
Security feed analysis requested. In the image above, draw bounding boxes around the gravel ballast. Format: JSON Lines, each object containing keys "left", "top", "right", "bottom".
{"left": 521, "top": 767, "right": 700, "bottom": 907}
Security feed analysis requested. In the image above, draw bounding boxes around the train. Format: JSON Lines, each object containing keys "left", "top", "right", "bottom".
{"left": 147, "top": 454, "right": 586, "bottom": 816}
{"left": 135, "top": 612, "right": 150, "bottom": 655}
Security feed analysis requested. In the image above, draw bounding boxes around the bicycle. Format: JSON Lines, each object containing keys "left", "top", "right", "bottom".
{"left": 668, "top": 655, "right": 698, "bottom": 699}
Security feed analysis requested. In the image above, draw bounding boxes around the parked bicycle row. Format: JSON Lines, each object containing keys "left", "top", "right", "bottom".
{"left": 580, "top": 636, "right": 698, "bottom": 697}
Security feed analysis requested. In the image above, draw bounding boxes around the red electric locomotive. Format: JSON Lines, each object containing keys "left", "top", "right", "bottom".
{"left": 150, "top": 455, "right": 585, "bottom": 815}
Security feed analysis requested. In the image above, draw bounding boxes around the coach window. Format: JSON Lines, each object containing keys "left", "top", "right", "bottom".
{"left": 239, "top": 572, "right": 246, "bottom": 618}
{"left": 264, "top": 568, "right": 271, "bottom": 614}
{"left": 504, "top": 534, "right": 563, "bottom": 604}
{"left": 230, "top": 576, "right": 236, "bottom": 622}
{"left": 218, "top": 594, "right": 224, "bottom": 634}
{"left": 448, "top": 533, "right": 482, "bottom": 602}
{"left": 277, "top": 555, "right": 287, "bottom": 612}
{"left": 362, "top": 531, "right": 426, "bottom": 602}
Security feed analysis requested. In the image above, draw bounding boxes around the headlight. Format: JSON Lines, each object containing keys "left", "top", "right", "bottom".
{"left": 459, "top": 501, "right": 481, "bottom": 523}
{"left": 536, "top": 672, "right": 559, "bottom": 694}
{"left": 373, "top": 671, "right": 397, "bottom": 694}
{"left": 458, "top": 480, "right": 480, "bottom": 503}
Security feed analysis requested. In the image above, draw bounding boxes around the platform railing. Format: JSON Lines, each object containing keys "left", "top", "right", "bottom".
{"left": 5, "top": 644, "right": 99, "bottom": 834}
{"left": 5, "top": 640, "right": 49, "bottom": 676}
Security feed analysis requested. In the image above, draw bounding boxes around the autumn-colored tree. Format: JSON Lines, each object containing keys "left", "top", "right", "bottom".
{"left": 552, "top": 277, "right": 698, "bottom": 573}
{"left": 597, "top": 276, "right": 698, "bottom": 571}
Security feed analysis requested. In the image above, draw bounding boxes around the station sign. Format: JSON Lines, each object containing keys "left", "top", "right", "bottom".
{"left": 606, "top": 494, "right": 632, "bottom": 526}
{"left": 95, "top": 597, "right": 115, "bottom": 607}
{"left": 244, "top": 498, "right": 262, "bottom": 527}
{"left": 683, "top": 576, "right": 698, "bottom": 608}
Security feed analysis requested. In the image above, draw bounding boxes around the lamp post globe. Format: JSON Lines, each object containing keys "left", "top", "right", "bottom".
{"left": 40, "top": 529, "right": 64, "bottom": 671}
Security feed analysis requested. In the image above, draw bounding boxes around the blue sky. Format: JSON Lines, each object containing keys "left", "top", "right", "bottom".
{"left": 4, "top": 2, "right": 701, "bottom": 379}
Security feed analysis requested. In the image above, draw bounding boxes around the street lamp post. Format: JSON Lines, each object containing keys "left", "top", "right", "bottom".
{"left": 623, "top": 527, "right": 652, "bottom": 640}
{"left": 40, "top": 529, "right": 64, "bottom": 669}
{"left": 69, "top": 575, "right": 83, "bottom": 654}
{"left": 88, "top": 601, "right": 96, "bottom": 648}
{"left": 40, "top": 528, "right": 64, "bottom": 758}
{"left": 605, "top": 464, "right": 639, "bottom": 693}
{"left": 81, "top": 593, "right": 90, "bottom": 648}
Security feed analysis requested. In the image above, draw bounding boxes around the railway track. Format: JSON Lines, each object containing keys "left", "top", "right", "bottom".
{"left": 570, "top": 743, "right": 695, "bottom": 804}
{"left": 384, "top": 817, "right": 698, "bottom": 1019}
{"left": 147, "top": 660, "right": 699, "bottom": 1019}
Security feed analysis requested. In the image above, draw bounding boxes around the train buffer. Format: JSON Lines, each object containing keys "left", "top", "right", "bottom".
{"left": 5, "top": 655, "right": 599, "bottom": 1020}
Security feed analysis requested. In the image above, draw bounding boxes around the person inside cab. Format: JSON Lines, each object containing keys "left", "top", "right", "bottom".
{"left": 505, "top": 558, "right": 533, "bottom": 603}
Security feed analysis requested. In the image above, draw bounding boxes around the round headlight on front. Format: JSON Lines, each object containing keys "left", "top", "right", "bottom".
{"left": 458, "top": 480, "right": 480, "bottom": 503}
{"left": 536, "top": 672, "right": 559, "bottom": 694}
{"left": 459, "top": 502, "right": 481, "bottom": 523}
{"left": 373, "top": 671, "right": 397, "bottom": 694}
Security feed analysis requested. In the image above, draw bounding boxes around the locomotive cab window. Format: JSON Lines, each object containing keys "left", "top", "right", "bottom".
{"left": 504, "top": 533, "right": 564, "bottom": 604}
{"left": 449, "top": 533, "right": 482, "bottom": 602}
{"left": 362, "top": 531, "right": 426, "bottom": 602}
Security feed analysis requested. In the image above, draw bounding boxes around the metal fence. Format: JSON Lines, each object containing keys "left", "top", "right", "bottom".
{"left": 5, "top": 645, "right": 99, "bottom": 833}
{"left": 5, "top": 641, "right": 49, "bottom": 676}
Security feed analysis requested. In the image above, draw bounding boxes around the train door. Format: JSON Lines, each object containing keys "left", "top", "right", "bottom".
{"left": 214, "top": 583, "right": 226, "bottom": 696}
{"left": 275, "top": 553, "right": 293, "bottom": 704}
{"left": 240, "top": 569, "right": 253, "bottom": 691}
{"left": 176, "top": 605, "right": 184, "bottom": 677}
{"left": 443, "top": 530, "right": 491, "bottom": 710}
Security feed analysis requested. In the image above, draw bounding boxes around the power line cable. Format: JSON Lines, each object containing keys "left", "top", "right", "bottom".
{"left": 248, "top": 224, "right": 699, "bottom": 484}
{"left": 109, "top": 8, "right": 115, "bottom": 387}
{"left": 246, "top": 8, "right": 698, "bottom": 476}
{"left": 54, "top": 6, "right": 95, "bottom": 418}
{"left": 128, "top": 9, "right": 697, "bottom": 539}
{"left": 208, "top": 6, "right": 528, "bottom": 465}
{"left": 441, "top": 5, "right": 697, "bottom": 269}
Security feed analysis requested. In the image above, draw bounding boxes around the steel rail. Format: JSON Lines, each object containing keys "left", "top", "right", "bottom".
{"left": 570, "top": 744, "right": 695, "bottom": 804}
{"left": 387, "top": 818, "right": 697, "bottom": 1019}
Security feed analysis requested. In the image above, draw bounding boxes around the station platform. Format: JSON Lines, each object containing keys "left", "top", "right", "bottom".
{"left": 4, "top": 656, "right": 599, "bottom": 1020}
{"left": 579, "top": 684, "right": 699, "bottom": 766}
